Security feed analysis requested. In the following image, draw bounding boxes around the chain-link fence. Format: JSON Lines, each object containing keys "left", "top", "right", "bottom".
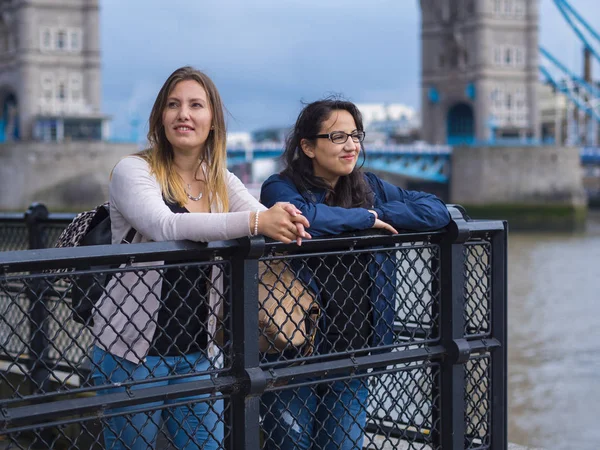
{"left": 0, "top": 204, "right": 507, "bottom": 449}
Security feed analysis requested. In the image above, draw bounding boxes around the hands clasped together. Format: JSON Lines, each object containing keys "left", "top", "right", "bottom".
{"left": 257, "top": 202, "right": 312, "bottom": 246}
{"left": 257, "top": 205, "right": 399, "bottom": 246}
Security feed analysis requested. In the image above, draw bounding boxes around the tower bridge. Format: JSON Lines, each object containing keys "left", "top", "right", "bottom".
{"left": 420, "top": 0, "right": 600, "bottom": 148}
{"left": 0, "top": 0, "right": 598, "bottom": 221}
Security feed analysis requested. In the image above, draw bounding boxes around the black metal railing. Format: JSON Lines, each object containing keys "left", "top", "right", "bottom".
{"left": 0, "top": 204, "right": 507, "bottom": 450}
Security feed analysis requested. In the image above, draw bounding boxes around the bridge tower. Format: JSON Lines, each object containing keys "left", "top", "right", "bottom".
{"left": 419, "top": 0, "right": 540, "bottom": 145}
{"left": 0, "top": 0, "right": 108, "bottom": 141}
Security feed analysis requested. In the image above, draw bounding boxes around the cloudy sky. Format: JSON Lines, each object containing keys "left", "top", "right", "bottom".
{"left": 100, "top": 0, "right": 600, "bottom": 139}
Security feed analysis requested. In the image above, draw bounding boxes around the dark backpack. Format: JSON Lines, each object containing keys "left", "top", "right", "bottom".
{"left": 55, "top": 203, "right": 136, "bottom": 325}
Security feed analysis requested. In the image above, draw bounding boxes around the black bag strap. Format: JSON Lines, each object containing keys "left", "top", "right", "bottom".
{"left": 121, "top": 227, "right": 137, "bottom": 244}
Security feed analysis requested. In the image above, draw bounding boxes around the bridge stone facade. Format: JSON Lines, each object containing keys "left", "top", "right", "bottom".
{"left": 0, "top": 141, "right": 136, "bottom": 211}
{"left": 451, "top": 145, "right": 587, "bottom": 229}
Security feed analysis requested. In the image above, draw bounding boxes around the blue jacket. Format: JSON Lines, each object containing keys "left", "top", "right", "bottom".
{"left": 260, "top": 172, "right": 451, "bottom": 348}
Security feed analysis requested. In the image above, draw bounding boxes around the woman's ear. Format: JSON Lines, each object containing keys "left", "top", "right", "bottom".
{"left": 300, "top": 139, "right": 315, "bottom": 159}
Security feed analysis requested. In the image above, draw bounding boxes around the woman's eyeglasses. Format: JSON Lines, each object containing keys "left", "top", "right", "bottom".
{"left": 310, "top": 131, "right": 366, "bottom": 144}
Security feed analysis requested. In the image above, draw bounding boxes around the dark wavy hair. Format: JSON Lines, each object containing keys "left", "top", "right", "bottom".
{"left": 281, "top": 98, "right": 372, "bottom": 208}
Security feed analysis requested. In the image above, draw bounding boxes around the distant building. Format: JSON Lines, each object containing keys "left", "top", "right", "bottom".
{"left": 538, "top": 81, "right": 569, "bottom": 145}
{"left": 227, "top": 131, "right": 253, "bottom": 148}
{"left": 538, "top": 80, "right": 600, "bottom": 146}
{"left": 356, "top": 103, "right": 421, "bottom": 145}
{"left": 419, "top": 0, "right": 540, "bottom": 144}
{"left": 251, "top": 126, "right": 290, "bottom": 144}
{"left": 0, "top": 0, "right": 109, "bottom": 142}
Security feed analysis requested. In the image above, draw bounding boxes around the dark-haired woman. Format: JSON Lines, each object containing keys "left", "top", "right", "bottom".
{"left": 259, "top": 98, "right": 450, "bottom": 450}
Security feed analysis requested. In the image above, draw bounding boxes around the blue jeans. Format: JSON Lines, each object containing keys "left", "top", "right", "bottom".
{"left": 261, "top": 378, "right": 369, "bottom": 450}
{"left": 91, "top": 346, "right": 223, "bottom": 450}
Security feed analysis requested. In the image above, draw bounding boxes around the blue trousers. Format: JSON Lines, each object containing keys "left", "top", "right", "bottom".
{"left": 261, "top": 378, "right": 369, "bottom": 450}
{"left": 92, "top": 346, "right": 223, "bottom": 450}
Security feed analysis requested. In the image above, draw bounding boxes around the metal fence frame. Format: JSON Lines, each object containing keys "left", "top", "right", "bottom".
{"left": 0, "top": 203, "right": 507, "bottom": 450}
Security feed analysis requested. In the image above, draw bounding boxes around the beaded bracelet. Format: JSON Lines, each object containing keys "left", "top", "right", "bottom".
{"left": 253, "top": 210, "right": 260, "bottom": 236}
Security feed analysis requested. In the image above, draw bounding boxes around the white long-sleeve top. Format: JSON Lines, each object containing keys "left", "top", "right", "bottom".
{"left": 93, "top": 155, "right": 267, "bottom": 364}
{"left": 109, "top": 155, "right": 266, "bottom": 243}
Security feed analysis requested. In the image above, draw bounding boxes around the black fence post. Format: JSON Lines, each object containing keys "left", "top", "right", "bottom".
{"left": 490, "top": 223, "right": 508, "bottom": 450}
{"left": 24, "top": 203, "right": 52, "bottom": 394}
{"left": 25, "top": 203, "right": 48, "bottom": 250}
{"left": 438, "top": 206, "right": 471, "bottom": 449}
{"left": 227, "top": 236, "right": 265, "bottom": 450}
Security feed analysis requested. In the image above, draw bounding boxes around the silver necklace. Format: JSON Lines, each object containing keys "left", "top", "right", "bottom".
{"left": 186, "top": 183, "right": 203, "bottom": 201}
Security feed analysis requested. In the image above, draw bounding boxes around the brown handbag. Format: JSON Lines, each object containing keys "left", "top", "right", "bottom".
{"left": 258, "top": 260, "right": 320, "bottom": 355}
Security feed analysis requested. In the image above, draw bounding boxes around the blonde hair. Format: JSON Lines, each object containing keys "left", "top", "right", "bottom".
{"left": 139, "top": 66, "right": 229, "bottom": 211}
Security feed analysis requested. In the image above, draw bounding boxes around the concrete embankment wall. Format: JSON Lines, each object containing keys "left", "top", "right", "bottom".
{"left": 0, "top": 141, "right": 138, "bottom": 212}
{"left": 450, "top": 146, "right": 587, "bottom": 230}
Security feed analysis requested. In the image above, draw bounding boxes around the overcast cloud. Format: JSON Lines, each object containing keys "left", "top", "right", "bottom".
{"left": 100, "top": 0, "right": 600, "bottom": 139}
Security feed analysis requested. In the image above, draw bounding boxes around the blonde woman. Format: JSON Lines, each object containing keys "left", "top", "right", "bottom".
{"left": 91, "top": 66, "right": 309, "bottom": 450}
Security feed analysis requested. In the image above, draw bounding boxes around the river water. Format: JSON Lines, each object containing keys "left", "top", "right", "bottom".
{"left": 507, "top": 211, "right": 600, "bottom": 450}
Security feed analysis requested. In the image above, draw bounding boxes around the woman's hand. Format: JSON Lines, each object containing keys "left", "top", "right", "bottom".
{"left": 372, "top": 218, "right": 398, "bottom": 234}
{"left": 257, "top": 202, "right": 311, "bottom": 245}
{"left": 368, "top": 209, "right": 397, "bottom": 234}
{"left": 279, "top": 203, "right": 312, "bottom": 245}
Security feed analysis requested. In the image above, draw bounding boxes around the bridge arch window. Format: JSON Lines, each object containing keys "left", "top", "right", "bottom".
{"left": 493, "top": 47, "right": 502, "bottom": 65}
{"left": 57, "top": 83, "right": 66, "bottom": 100}
{"left": 449, "top": 49, "right": 459, "bottom": 68}
{"left": 515, "top": 47, "right": 524, "bottom": 66}
{"left": 40, "top": 28, "right": 52, "bottom": 51}
{"left": 447, "top": 103, "right": 475, "bottom": 145}
{"left": 491, "top": 88, "right": 504, "bottom": 109}
{"left": 493, "top": 0, "right": 501, "bottom": 14}
{"left": 69, "top": 29, "right": 81, "bottom": 52}
{"left": 41, "top": 73, "right": 54, "bottom": 89}
{"left": 514, "top": 0, "right": 525, "bottom": 17}
{"left": 466, "top": 0, "right": 474, "bottom": 15}
{"left": 2, "top": 92, "right": 20, "bottom": 140}
{"left": 69, "top": 73, "right": 82, "bottom": 102}
{"left": 7, "top": 34, "right": 15, "bottom": 53}
{"left": 441, "top": 2, "right": 450, "bottom": 21}
{"left": 56, "top": 30, "right": 67, "bottom": 50}
{"left": 515, "top": 88, "right": 526, "bottom": 109}
{"left": 504, "top": 47, "right": 512, "bottom": 65}
{"left": 41, "top": 73, "right": 54, "bottom": 103}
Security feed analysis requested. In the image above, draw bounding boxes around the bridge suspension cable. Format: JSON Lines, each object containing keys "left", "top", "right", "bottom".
{"left": 553, "top": 0, "right": 600, "bottom": 65}
{"left": 538, "top": 0, "right": 600, "bottom": 146}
